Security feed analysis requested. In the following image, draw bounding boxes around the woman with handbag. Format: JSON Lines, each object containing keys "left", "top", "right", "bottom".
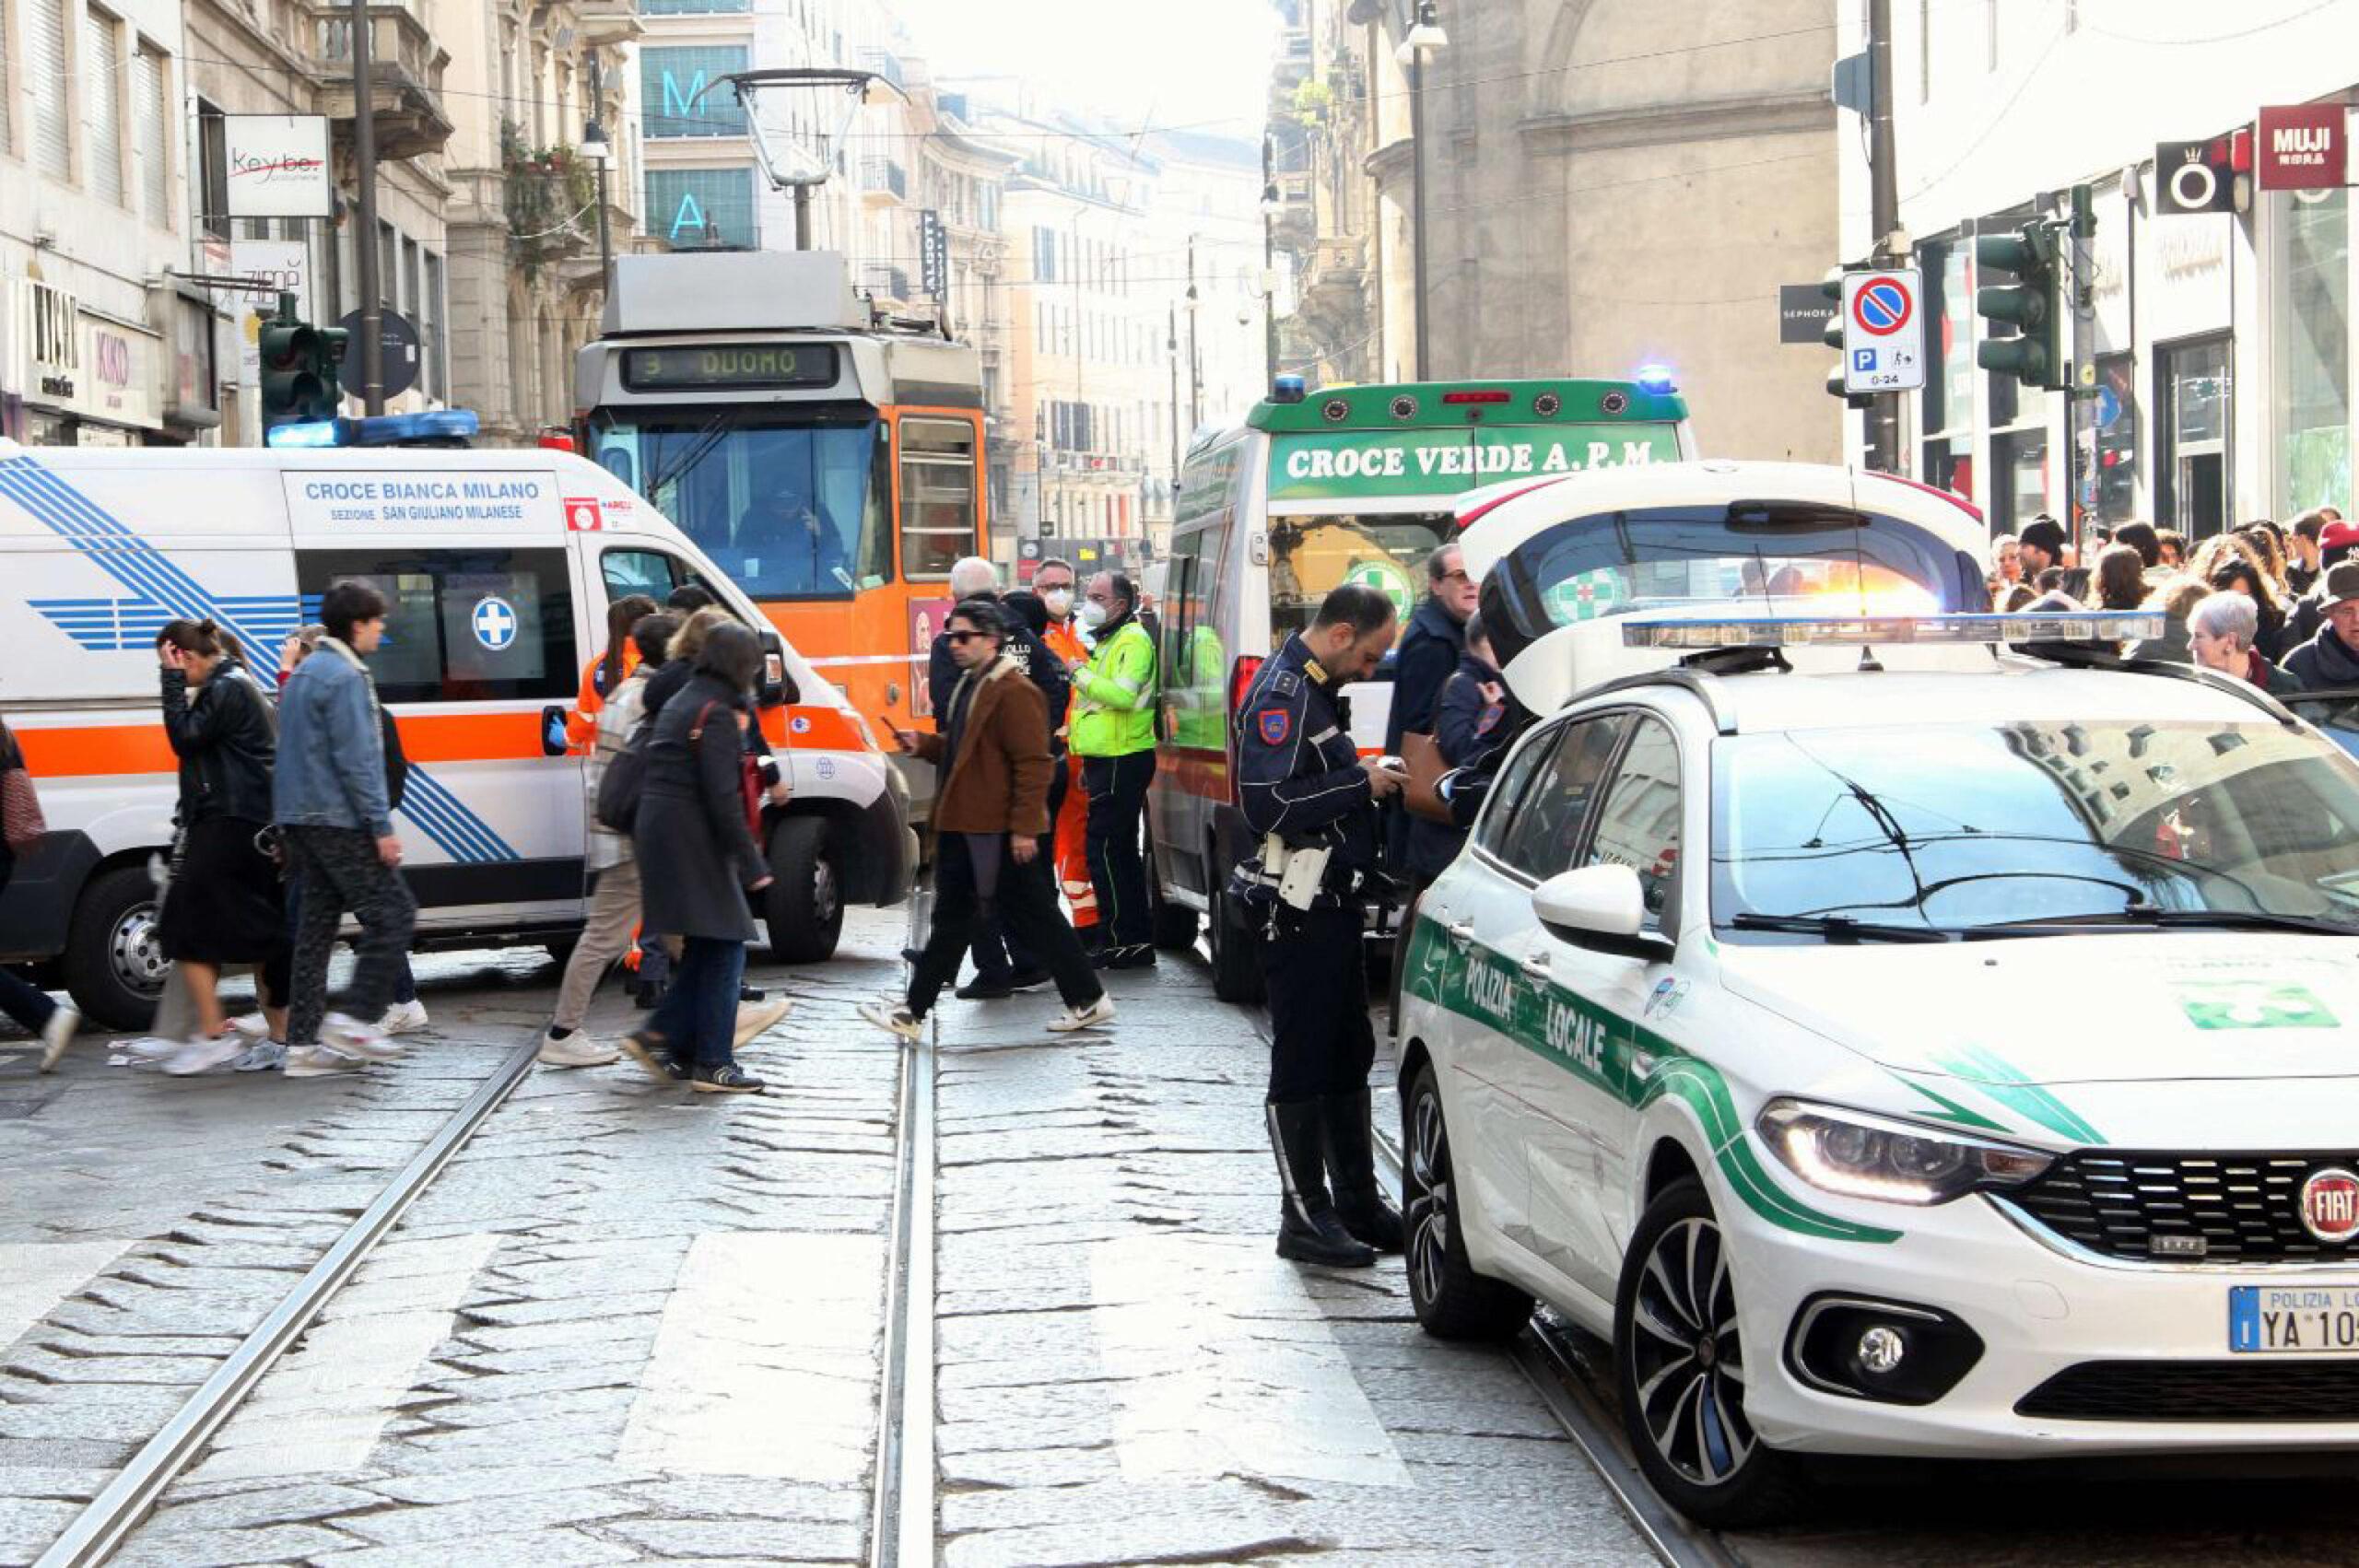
{"left": 1, "top": 715, "right": 80, "bottom": 1070}
{"left": 147, "top": 620, "right": 297, "bottom": 1076}
{"left": 619, "top": 623, "right": 775, "bottom": 1094}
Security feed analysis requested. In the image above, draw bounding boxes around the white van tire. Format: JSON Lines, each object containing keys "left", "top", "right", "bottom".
{"left": 1206, "top": 883, "right": 1264, "bottom": 1004}
{"left": 64, "top": 865, "right": 168, "bottom": 1032}
{"left": 763, "top": 816, "right": 844, "bottom": 964}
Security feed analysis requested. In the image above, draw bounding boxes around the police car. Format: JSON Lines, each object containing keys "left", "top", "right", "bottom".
{"left": 1397, "top": 468, "right": 2359, "bottom": 1525}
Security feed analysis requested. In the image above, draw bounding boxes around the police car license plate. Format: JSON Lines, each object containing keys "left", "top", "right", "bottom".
{"left": 2229, "top": 1285, "right": 2359, "bottom": 1353}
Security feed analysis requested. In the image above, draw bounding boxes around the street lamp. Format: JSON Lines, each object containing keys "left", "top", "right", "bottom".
{"left": 580, "top": 119, "right": 615, "bottom": 296}
{"left": 1397, "top": 0, "right": 1447, "bottom": 381}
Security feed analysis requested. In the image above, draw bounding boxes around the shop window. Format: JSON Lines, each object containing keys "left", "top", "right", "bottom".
{"left": 2088, "top": 354, "right": 2138, "bottom": 526}
{"left": 2156, "top": 335, "right": 2232, "bottom": 541}
{"left": 2274, "top": 190, "right": 2351, "bottom": 517}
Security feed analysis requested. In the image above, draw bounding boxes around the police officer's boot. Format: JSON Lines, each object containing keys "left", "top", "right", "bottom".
{"left": 1266, "top": 1101, "right": 1378, "bottom": 1268}
{"left": 1320, "top": 1086, "right": 1405, "bottom": 1254}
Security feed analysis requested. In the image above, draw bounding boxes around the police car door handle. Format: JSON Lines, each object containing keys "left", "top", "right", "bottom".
{"left": 1519, "top": 951, "right": 1552, "bottom": 979}
{"left": 1446, "top": 919, "right": 1475, "bottom": 946}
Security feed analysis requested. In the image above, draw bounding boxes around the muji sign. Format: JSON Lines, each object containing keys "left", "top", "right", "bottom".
{"left": 2257, "top": 104, "right": 2349, "bottom": 193}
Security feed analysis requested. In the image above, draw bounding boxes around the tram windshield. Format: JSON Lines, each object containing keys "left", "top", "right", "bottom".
{"left": 587, "top": 407, "right": 892, "bottom": 602}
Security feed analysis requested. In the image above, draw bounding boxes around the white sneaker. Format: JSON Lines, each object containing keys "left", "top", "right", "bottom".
{"left": 857, "top": 1000, "right": 921, "bottom": 1043}
{"left": 121, "top": 1036, "right": 182, "bottom": 1062}
{"left": 733, "top": 997, "right": 792, "bottom": 1049}
{"left": 376, "top": 1000, "right": 429, "bottom": 1036}
{"left": 1045, "top": 995, "right": 1117, "bottom": 1034}
{"left": 323, "top": 1012, "right": 401, "bottom": 1062}
{"left": 283, "top": 1044, "right": 368, "bottom": 1079}
{"left": 227, "top": 1012, "right": 270, "bottom": 1039}
{"left": 537, "top": 1034, "right": 621, "bottom": 1069}
{"left": 232, "top": 1041, "right": 288, "bottom": 1072}
{"left": 163, "top": 1035, "right": 248, "bottom": 1076}
{"left": 38, "top": 1005, "right": 80, "bottom": 1072}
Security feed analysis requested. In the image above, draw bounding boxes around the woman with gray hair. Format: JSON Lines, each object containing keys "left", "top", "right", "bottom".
{"left": 2188, "top": 591, "right": 2303, "bottom": 696}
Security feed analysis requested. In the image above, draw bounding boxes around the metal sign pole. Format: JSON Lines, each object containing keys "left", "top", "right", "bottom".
{"left": 350, "top": 0, "right": 384, "bottom": 415}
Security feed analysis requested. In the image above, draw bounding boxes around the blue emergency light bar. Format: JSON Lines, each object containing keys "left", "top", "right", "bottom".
{"left": 1621, "top": 611, "right": 2166, "bottom": 649}
{"left": 264, "top": 410, "right": 482, "bottom": 450}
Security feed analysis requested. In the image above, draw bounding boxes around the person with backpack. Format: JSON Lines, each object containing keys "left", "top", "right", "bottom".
{"left": 1, "top": 715, "right": 79, "bottom": 1071}
{"left": 273, "top": 583, "right": 416, "bottom": 1075}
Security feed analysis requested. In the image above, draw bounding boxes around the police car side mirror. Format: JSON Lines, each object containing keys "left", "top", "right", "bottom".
{"left": 1532, "top": 865, "right": 1649, "bottom": 947}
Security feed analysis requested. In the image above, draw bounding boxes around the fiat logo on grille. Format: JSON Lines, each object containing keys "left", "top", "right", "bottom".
{"left": 2300, "top": 1168, "right": 2359, "bottom": 1244}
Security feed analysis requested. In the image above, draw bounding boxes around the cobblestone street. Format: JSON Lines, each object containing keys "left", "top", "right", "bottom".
{"left": 11, "top": 917, "right": 2359, "bottom": 1567}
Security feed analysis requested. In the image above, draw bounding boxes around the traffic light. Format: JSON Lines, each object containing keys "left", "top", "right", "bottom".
{"left": 1975, "top": 223, "right": 2064, "bottom": 392}
{"left": 258, "top": 294, "right": 343, "bottom": 429}
{"left": 1821, "top": 264, "right": 1872, "bottom": 409}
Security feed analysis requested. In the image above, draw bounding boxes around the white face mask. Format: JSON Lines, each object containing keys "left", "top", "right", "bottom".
{"left": 1079, "top": 600, "right": 1110, "bottom": 629}
{"left": 1042, "top": 588, "right": 1074, "bottom": 617}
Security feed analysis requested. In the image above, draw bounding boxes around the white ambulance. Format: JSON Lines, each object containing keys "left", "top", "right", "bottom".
{"left": 0, "top": 433, "right": 914, "bottom": 1029}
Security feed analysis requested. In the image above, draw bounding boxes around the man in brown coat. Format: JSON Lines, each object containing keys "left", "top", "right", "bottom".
{"left": 862, "top": 599, "right": 1114, "bottom": 1040}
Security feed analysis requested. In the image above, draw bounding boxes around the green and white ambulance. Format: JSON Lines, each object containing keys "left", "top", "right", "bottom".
{"left": 1144, "top": 376, "right": 1696, "bottom": 1000}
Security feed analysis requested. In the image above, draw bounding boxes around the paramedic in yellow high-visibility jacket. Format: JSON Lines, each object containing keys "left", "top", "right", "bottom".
{"left": 1068, "top": 570, "right": 1158, "bottom": 970}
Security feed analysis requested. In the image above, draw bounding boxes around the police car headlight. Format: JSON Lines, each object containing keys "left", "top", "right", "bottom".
{"left": 1757, "top": 1100, "right": 2053, "bottom": 1206}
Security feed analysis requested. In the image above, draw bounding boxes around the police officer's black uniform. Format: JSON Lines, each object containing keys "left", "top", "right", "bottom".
{"left": 1230, "top": 633, "right": 1405, "bottom": 1268}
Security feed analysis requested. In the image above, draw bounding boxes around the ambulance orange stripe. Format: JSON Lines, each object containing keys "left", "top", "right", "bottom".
{"left": 23, "top": 704, "right": 870, "bottom": 779}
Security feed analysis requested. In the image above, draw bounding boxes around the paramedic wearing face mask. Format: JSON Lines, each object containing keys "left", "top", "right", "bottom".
{"left": 1030, "top": 557, "right": 1099, "bottom": 946}
{"left": 1069, "top": 571, "right": 1158, "bottom": 969}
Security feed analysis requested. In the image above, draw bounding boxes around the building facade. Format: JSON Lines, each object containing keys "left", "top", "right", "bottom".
{"left": 1839, "top": 0, "right": 2358, "bottom": 544}
{"left": 444, "top": 0, "right": 643, "bottom": 442}
{"left": 1271, "top": 0, "right": 1842, "bottom": 464}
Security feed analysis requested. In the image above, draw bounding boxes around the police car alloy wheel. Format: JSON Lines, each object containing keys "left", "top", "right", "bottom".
{"left": 1402, "top": 1060, "right": 1533, "bottom": 1340}
{"left": 1615, "top": 1179, "right": 1802, "bottom": 1527}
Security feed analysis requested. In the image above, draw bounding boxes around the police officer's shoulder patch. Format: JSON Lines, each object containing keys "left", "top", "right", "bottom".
{"left": 1256, "top": 708, "right": 1292, "bottom": 744}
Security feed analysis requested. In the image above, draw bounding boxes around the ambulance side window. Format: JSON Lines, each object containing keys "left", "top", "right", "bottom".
{"left": 602, "top": 548, "right": 679, "bottom": 602}
{"left": 1494, "top": 714, "right": 1632, "bottom": 883}
{"left": 298, "top": 548, "right": 579, "bottom": 704}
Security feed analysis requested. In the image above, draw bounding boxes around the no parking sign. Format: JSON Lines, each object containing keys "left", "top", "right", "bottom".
{"left": 1839, "top": 268, "right": 1926, "bottom": 395}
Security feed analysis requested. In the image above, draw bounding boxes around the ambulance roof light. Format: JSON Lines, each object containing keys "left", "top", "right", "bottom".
{"left": 264, "top": 420, "right": 344, "bottom": 449}
{"left": 1621, "top": 611, "right": 2165, "bottom": 649}
{"left": 350, "top": 410, "right": 480, "bottom": 447}
{"left": 1636, "top": 364, "right": 1678, "bottom": 394}
{"left": 1269, "top": 373, "right": 1308, "bottom": 404}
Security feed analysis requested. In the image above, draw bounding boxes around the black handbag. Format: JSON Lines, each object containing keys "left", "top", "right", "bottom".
{"left": 593, "top": 724, "right": 652, "bottom": 832}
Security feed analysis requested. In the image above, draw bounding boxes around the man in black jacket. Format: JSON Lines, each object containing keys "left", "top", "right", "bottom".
{"left": 2285, "top": 564, "right": 2359, "bottom": 691}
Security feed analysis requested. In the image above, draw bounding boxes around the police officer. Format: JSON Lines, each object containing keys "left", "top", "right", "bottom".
{"left": 1231, "top": 584, "right": 1406, "bottom": 1269}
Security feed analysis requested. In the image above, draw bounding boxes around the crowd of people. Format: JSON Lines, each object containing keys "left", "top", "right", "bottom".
{"left": 1988, "top": 506, "right": 2356, "bottom": 694}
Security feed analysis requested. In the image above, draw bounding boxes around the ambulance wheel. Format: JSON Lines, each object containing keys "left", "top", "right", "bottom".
{"left": 1402, "top": 1060, "right": 1532, "bottom": 1341}
{"left": 1206, "top": 883, "right": 1263, "bottom": 1004}
{"left": 763, "top": 816, "right": 843, "bottom": 964}
{"left": 1614, "top": 1179, "right": 1803, "bottom": 1527}
{"left": 64, "top": 865, "right": 168, "bottom": 1032}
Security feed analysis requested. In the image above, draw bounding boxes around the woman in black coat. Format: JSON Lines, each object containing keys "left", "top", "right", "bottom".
{"left": 153, "top": 619, "right": 292, "bottom": 1072}
{"left": 622, "top": 624, "right": 774, "bottom": 1094}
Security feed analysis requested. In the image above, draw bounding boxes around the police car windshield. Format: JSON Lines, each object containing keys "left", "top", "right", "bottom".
{"left": 1484, "top": 504, "right": 1983, "bottom": 667}
{"left": 1268, "top": 514, "right": 1449, "bottom": 649}
{"left": 588, "top": 409, "right": 887, "bottom": 602}
{"left": 1711, "top": 720, "right": 2359, "bottom": 937}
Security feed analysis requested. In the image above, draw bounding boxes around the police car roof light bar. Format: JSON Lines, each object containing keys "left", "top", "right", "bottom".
{"left": 1621, "top": 611, "right": 2165, "bottom": 649}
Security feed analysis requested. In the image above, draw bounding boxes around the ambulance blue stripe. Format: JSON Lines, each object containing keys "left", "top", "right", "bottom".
{"left": 397, "top": 770, "right": 512, "bottom": 863}
{"left": 2, "top": 457, "right": 520, "bottom": 865}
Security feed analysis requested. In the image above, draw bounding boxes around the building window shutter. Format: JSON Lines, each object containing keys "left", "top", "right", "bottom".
{"left": 135, "top": 45, "right": 169, "bottom": 227}
{"left": 31, "top": 0, "right": 71, "bottom": 181}
{"left": 85, "top": 6, "right": 123, "bottom": 205}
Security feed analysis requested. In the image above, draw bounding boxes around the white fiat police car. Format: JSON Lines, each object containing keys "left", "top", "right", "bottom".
{"left": 1398, "top": 463, "right": 2359, "bottom": 1525}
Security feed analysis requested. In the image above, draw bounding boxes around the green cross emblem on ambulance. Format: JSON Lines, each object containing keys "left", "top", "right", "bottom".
{"left": 2176, "top": 981, "right": 2340, "bottom": 1031}
{"left": 1345, "top": 558, "right": 1414, "bottom": 619}
{"left": 1545, "top": 568, "right": 1627, "bottom": 622}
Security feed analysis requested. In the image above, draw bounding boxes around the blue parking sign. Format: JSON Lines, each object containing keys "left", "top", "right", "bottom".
{"left": 1852, "top": 348, "right": 1878, "bottom": 373}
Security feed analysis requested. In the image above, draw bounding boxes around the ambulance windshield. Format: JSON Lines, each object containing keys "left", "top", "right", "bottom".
{"left": 589, "top": 408, "right": 890, "bottom": 602}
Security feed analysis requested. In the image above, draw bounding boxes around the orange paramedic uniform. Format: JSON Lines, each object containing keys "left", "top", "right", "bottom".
{"left": 564, "top": 643, "right": 641, "bottom": 750}
{"left": 1042, "top": 616, "right": 1097, "bottom": 931}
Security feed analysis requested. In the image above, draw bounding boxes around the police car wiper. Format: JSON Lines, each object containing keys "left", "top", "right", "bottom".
{"left": 1992, "top": 906, "right": 2359, "bottom": 937}
{"left": 1728, "top": 913, "right": 1955, "bottom": 943}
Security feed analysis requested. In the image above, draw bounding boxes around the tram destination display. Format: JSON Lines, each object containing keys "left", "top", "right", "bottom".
{"left": 619, "top": 344, "right": 841, "bottom": 392}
